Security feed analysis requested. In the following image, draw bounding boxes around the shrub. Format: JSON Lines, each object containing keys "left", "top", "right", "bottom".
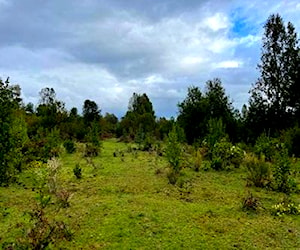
{"left": 167, "top": 170, "right": 179, "bottom": 185}
{"left": 56, "top": 189, "right": 72, "bottom": 208}
{"left": 206, "top": 118, "right": 226, "bottom": 149}
{"left": 15, "top": 206, "right": 73, "bottom": 249}
{"left": 73, "top": 164, "right": 82, "bottom": 179}
{"left": 63, "top": 140, "right": 76, "bottom": 154}
{"left": 272, "top": 149, "right": 293, "bottom": 193}
{"left": 254, "top": 133, "right": 282, "bottom": 161}
{"left": 281, "top": 126, "right": 300, "bottom": 157}
{"left": 242, "top": 193, "right": 260, "bottom": 211}
{"left": 210, "top": 139, "right": 243, "bottom": 170}
{"left": 193, "top": 149, "right": 203, "bottom": 172}
{"left": 245, "top": 154, "right": 271, "bottom": 188}
{"left": 165, "top": 126, "right": 183, "bottom": 177}
{"left": 210, "top": 156, "right": 223, "bottom": 171}
{"left": 84, "top": 143, "right": 99, "bottom": 157}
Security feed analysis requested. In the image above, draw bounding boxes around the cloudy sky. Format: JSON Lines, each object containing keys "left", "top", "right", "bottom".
{"left": 1, "top": 0, "right": 300, "bottom": 117}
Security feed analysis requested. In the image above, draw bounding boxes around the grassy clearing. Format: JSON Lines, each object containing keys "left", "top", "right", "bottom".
{"left": 1, "top": 139, "right": 300, "bottom": 249}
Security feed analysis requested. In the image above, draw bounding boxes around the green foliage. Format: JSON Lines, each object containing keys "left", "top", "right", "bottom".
{"left": 245, "top": 154, "right": 272, "bottom": 188}
{"left": 0, "top": 78, "right": 23, "bottom": 185}
{"left": 254, "top": 133, "right": 280, "bottom": 161}
{"left": 84, "top": 122, "right": 102, "bottom": 157}
{"left": 14, "top": 205, "right": 73, "bottom": 249}
{"left": 44, "top": 128, "right": 62, "bottom": 159}
{"left": 83, "top": 99, "right": 101, "bottom": 125}
{"left": 210, "top": 139, "right": 244, "bottom": 170}
{"left": 280, "top": 126, "right": 300, "bottom": 157}
{"left": 119, "top": 93, "right": 156, "bottom": 141}
{"left": 178, "top": 79, "right": 237, "bottom": 144}
{"left": 63, "top": 140, "right": 76, "bottom": 154}
{"left": 166, "top": 126, "right": 182, "bottom": 175}
{"left": 273, "top": 149, "right": 293, "bottom": 193}
{"left": 73, "top": 164, "right": 82, "bottom": 179}
{"left": 1, "top": 140, "right": 300, "bottom": 249}
{"left": 206, "top": 118, "right": 226, "bottom": 148}
{"left": 248, "top": 14, "right": 300, "bottom": 136}
{"left": 37, "top": 87, "right": 66, "bottom": 130}
{"left": 84, "top": 143, "right": 100, "bottom": 157}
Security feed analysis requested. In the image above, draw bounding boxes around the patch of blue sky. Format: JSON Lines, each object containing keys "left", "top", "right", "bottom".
{"left": 229, "top": 7, "right": 257, "bottom": 38}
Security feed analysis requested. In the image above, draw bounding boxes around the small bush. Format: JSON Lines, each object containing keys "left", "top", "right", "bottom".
{"left": 193, "top": 149, "right": 202, "bottom": 172}
{"left": 210, "top": 139, "right": 243, "bottom": 170}
{"left": 73, "top": 164, "right": 82, "bottom": 179}
{"left": 242, "top": 193, "right": 260, "bottom": 211}
{"left": 210, "top": 156, "right": 223, "bottom": 171}
{"left": 16, "top": 207, "right": 73, "bottom": 249}
{"left": 281, "top": 126, "right": 300, "bottom": 157}
{"left": 245, "top": 154, "right": 271, "bottom": 188}
{"left": 63, "top": 140, "right": 76, "bottom": 154}
{"left": 167, "top": 170, "right": 179, "bottom": 185}
{"left": 56, "top": 189, "right": 72, "bottom": 208}
{"left": 254, "top": 133, "right": 282, "bottom": 161}
{"left": 165, "top": 126, "right": 182, "bottom": 176}
{"left": 84, "top": 143, "right": 99, "bottom": 157}
{"left": 272, "top": 149, "right": 293, "bottom": 193}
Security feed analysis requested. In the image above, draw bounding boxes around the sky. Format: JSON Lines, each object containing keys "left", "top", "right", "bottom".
{"left": 1, "top": 0, "right": 300, "bottom": 118}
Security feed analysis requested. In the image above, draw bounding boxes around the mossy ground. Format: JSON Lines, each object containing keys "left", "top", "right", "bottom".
{"left": 1, "top": 139, "right": 299, "bottom": 249}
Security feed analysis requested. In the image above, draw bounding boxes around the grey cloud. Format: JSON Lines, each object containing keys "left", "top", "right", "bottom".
{"left": 1, "top": 0, "right": 300, "bottom": 117}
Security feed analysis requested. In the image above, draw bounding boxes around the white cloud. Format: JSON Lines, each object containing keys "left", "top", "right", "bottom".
{"left": 1, "top": 0, "right": 300, "bottom": 116}
{"left": 204, "top": 12, "right": 231, "bottom": 31}
{"left": 213, "top": 60, "right": 243, "bottom": 69}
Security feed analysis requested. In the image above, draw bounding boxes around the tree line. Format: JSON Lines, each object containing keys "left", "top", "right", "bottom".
{"left": 1, "top": 13, "right": 300, "bottom": 185}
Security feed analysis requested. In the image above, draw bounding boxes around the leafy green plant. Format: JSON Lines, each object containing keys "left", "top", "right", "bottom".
{"left": 15, "top": 206, "right": 73, "bottom": 249}
{"left": 84, "top": 143, "right": 100, "bottom": 157}
{"left": 210, "top": 139, "right": 240, "bottom": 170}
{"left": 280, "top": 126, "right": 300, "bottom": 157}
{"left": 73, "top": 164, "right": 82, "bottom": 179}
{"left": 63, "top": 140, "right": 76, "bottom": 154}
{"left": 245, "top": 154, "right": 271, "bottom": 188}
{"left": 254, "top": 133, "right": 282, "bottom": 161}
{"left": 272, "top": 149, "right": 293, "bottom": 193}
{"left": 206, "top": 118, "right": 226, "bottom": 149}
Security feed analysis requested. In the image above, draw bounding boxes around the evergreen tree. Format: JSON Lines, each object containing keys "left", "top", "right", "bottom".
{"left": 0, "top": 78, "right": 23, "bottom": 184}
{"left": 248, "top": 14, "right": 300, "bottom": 136}
{"left": 119, "top": 93, "right": 156, "bottom": 140}
{"left": 178, "top": 78, "right": 237, "bottom": 144}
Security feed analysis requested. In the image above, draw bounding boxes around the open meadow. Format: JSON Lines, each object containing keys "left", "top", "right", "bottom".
{"left": 1, "top": 139, "right": 299, "bottom": 249}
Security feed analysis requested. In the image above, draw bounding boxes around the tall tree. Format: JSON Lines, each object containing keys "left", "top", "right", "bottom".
{"left": 248, "top": 14, "right": 300, "bottom": 136}
{"left": 178, "top": 78, "right": 237, "bottom": 144}
{"left": 36, "top": 87, "right": 66, "bottom": 129}
{"left": 82, "top": 99, "right": 101, "bottom": 125}
{"left": 119, "top": 93, "right": 156, "bottom": 140}
{"left": 0, "top": 78, "right": 23, "bottom": 184}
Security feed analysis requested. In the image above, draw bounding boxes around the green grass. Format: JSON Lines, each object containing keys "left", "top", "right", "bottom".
{"left": 1, "top": 139, "right": 300, "bottom": 249}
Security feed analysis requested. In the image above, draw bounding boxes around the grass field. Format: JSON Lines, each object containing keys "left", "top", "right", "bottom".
{"left": 1, "top": 139, "right": 300, "bottom": 249}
